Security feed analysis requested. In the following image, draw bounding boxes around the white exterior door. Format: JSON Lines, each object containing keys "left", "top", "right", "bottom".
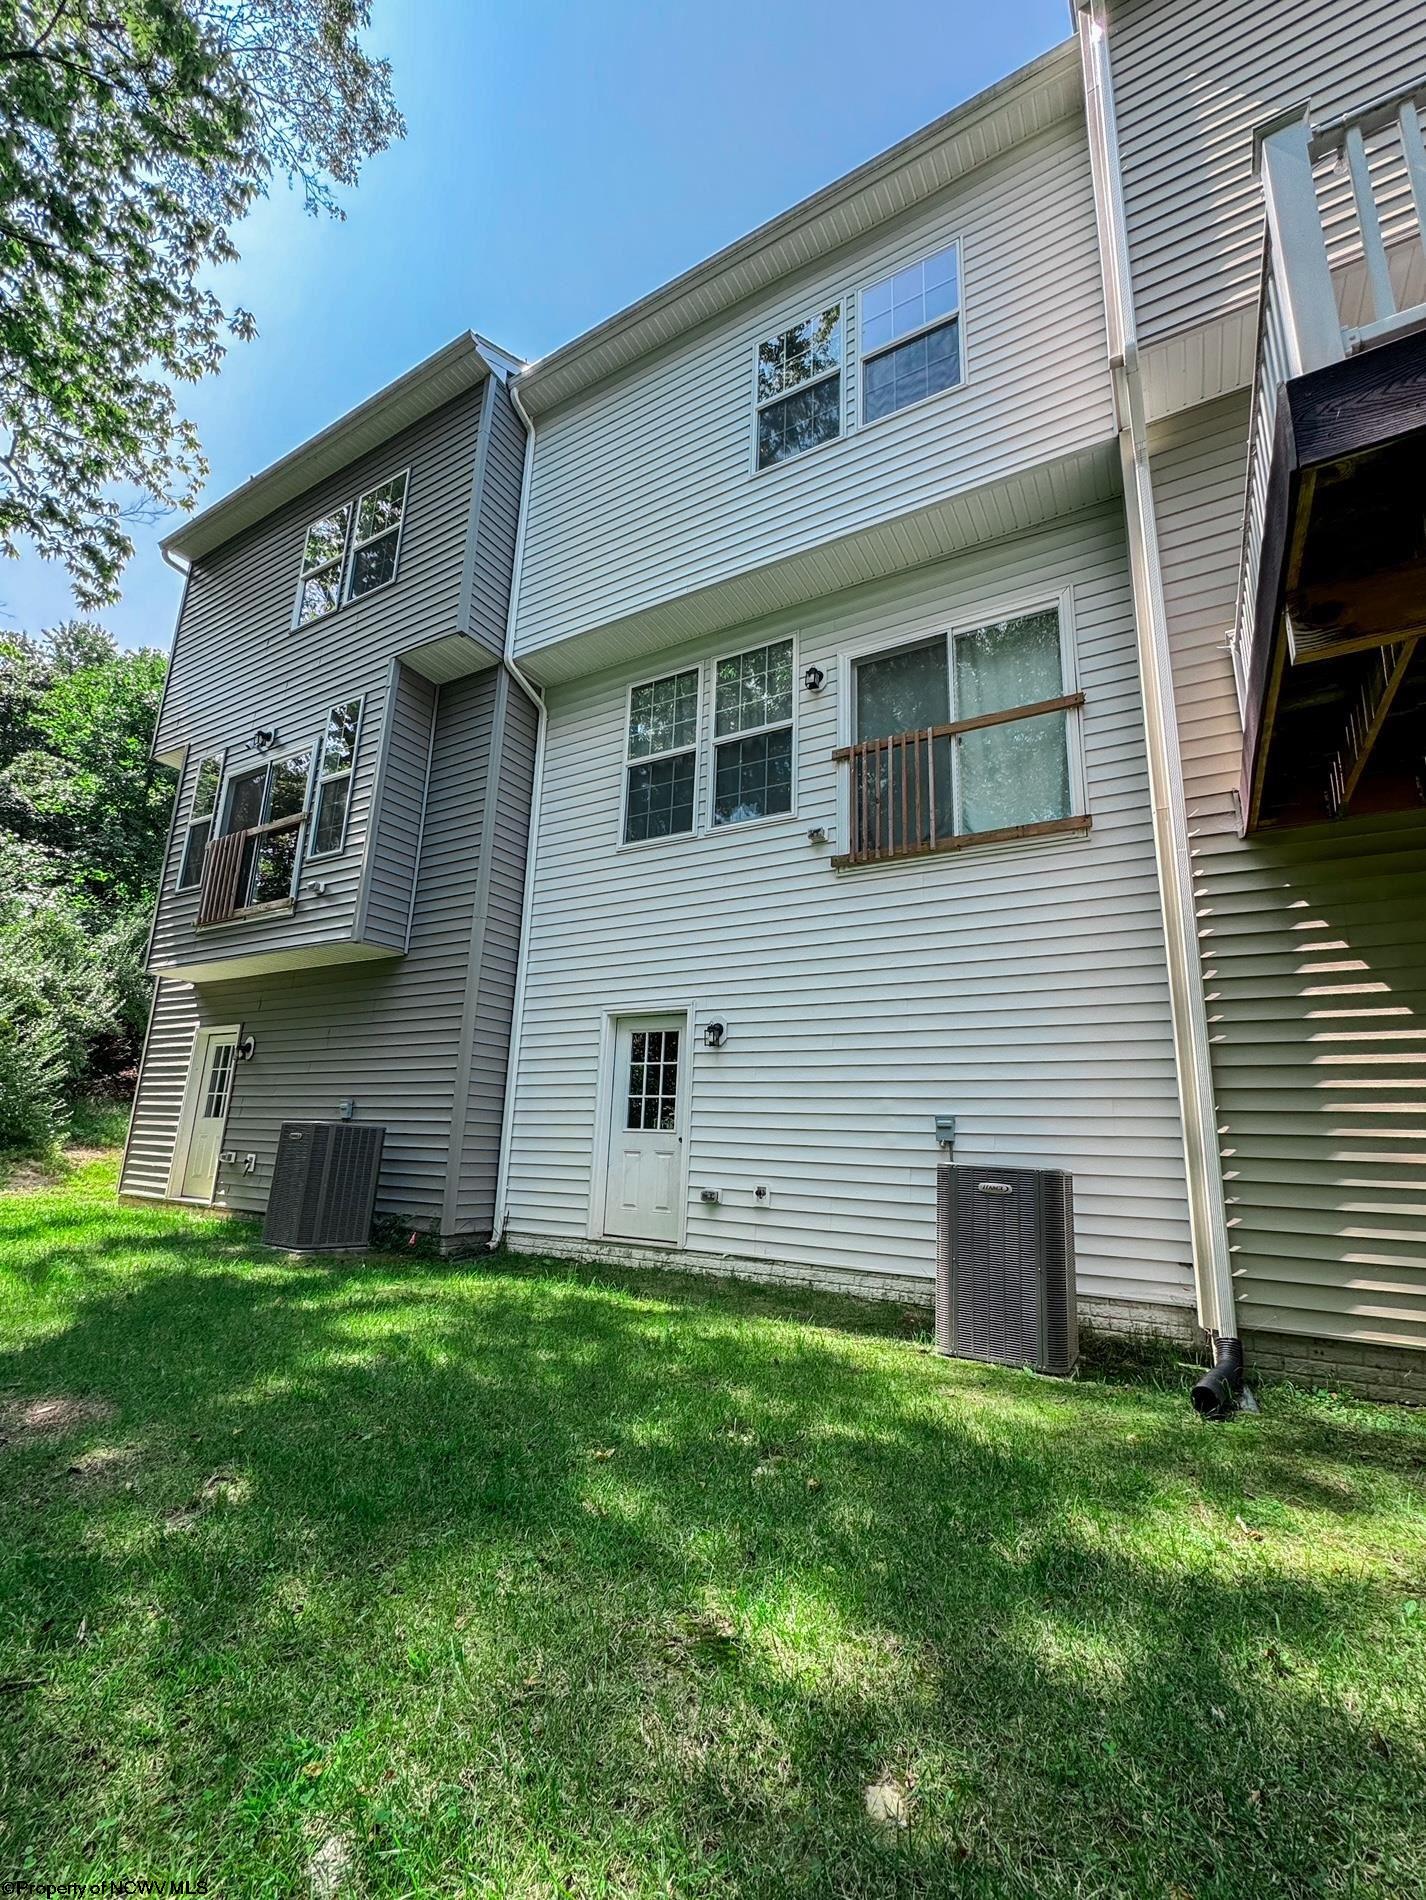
{"left": 178, "top": 1029, "right": 238, "bottom": 1201}
{"left": 603, "top": 1014, "right": 685, "bottom": 1244}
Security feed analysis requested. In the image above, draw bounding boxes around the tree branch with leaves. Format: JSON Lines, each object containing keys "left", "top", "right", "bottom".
{"left": 0, "top": 0, "right": 403, "bottom": 605}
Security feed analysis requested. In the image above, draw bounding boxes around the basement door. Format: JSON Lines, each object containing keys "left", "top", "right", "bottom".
{"left": 602, "top": 1014, "right": 685, "bottom": 1244}
{"left": 176, "top": 1027, "right": 238, "bottom": 1202}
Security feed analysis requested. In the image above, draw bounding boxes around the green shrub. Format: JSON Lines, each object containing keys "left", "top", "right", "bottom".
{"left": 0, "top": 1015, "right": 67, "bottom": 1152}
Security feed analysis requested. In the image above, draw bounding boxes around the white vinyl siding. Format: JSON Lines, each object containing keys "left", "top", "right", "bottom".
{"left": 1106, "top": 0, "right": 1426, "bottom": 347}
{"left": 505, "top": 509, "right": 1195, "bottom": 1315}
{"left": 512, "top": 115, "right": 1114, "bottom": 668}
{"left": 1147, "top": 392, "right": 1426, "bottom": 1353}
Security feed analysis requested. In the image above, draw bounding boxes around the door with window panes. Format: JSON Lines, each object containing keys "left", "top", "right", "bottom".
{"left": 603, "top": 1016, "right": 684, "bottom": 1244}
{"left": 220, "top": 749, "right": 314, "bottom": 910}
{"left": 850, "top": 607, "right": 1076, "bottom": 859}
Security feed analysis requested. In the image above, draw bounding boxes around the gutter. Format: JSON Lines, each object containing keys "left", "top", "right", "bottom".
{"left": 488, "top": 375, "right": 546, "bottom": 1249}
{"left": 1076, "top": 2, "right": 1241, "bottom": 1376}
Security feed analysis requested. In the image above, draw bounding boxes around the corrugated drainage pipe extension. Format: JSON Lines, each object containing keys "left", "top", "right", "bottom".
{"left": 1191, "top": 1336, "right": 1245, "bottom": 1419}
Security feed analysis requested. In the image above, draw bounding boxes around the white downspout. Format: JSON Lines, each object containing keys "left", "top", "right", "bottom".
{"left": 1076, "top": 0, "right": 1239, "bottom": 1347}
{"left": 489, "top": 373, "right": 545, "bottom": 1248}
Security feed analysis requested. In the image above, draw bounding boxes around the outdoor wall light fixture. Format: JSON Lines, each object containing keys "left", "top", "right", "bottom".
{"left": 703, "top": 1020, "right": 728, "bottom": 1049}
{"left": 803, "top": 664, "right": 825, "bottom": 691}
{"left": 236, "top": 1034, "right": 256, "bottom": 1062}
{"left": 253, "top": 726, "right": 279, "bottom": 752}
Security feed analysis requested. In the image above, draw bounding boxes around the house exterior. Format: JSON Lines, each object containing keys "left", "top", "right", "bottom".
{"left": 123, "top": 3, "right": 1426, "bottom": 1400}
{"left": 1075, "top": 0, "right": 1426, "bottom": 1400}
{"left": 120, "top": 335, "right": 538, "bottom": 1249}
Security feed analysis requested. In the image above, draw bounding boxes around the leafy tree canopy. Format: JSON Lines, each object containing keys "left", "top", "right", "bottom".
{"left": 0, "top": 0, "right": 403, "bottom": 605}
{"left": 1, "top": 620, "right": 171, "bottom": 905}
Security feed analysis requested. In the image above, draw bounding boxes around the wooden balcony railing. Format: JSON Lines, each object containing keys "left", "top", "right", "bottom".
{"left": 830, "top": 692, "right": 1086, "bottom": 868}
{"left": 195, "top": 814, "right": 303, "bottom": 927}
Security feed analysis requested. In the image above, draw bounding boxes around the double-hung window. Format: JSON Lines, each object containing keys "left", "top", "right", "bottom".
{"left": 310, "top": 698, "right": 362, "bottom": 856}
{"left": 861, "top": 242, "right": 962, "bottom": 424}
{"left": 755, "top": 305, "right": 842, "bottom": 470}
{"left": 623, "top": 668, "right": 699, "bottom": 843}
{"left": 177, "top": 754, "right": 223, "bottom": 889}
{"left": 846, "top": 605, "right": 1081, "bottom": 863}
{"left": 712, "top": 639, "right": 794, "bottom": 825}
{"left": 220, "top": 748, "right": 314, "bottom": 909}
{"left": 296, "top": 507, "right": 351, "bottom": 625}
{"left": 346, "top": 472, "right": 407, "bottom": 601}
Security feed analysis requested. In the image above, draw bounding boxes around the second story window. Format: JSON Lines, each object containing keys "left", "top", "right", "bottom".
{"left": 346, "top": 472, "right": 407, "bottom": 601}
{"left": 624, "top": 667, "right": 699, "bottom": 843}
{"left": 755, "top": 305, "right": 842, "bottom": 470}
{"left": 177, "top": 754, "right": 223, "bottom": 889}
{"left": 310, "top": 698, "right": 363, "bottom": 856}
{"left": 296, "top": 506, "right": 351, "bottom": 625}
{"left": 712, "top": 639, "right": 794, "bottom": 825}
{"left": 220, "top": 749, "right": 314, "bottom": 909}
{"left": 861, "top": 242, "right": 962, "bottom": 424}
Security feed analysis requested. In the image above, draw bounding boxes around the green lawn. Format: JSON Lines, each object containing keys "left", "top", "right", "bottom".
{"left": 2, "top": 1155, "right": 1425, "bottom": 1898}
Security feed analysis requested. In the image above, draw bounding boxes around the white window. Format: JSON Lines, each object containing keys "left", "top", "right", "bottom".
{"left": 755, "top": 305, "right": 842, "bottom": 470}
{"left": 860, "top": 242, "right": 962, "bottom": 424}
{"left": 310, "top": 698, "right": 363, "bottom": 857}
{"left": 623, "top": 668, "right": 699, "bottom": 843}
{"left": 346, "top": 472, "right": 407, "bottom": 601}
{"left": 295, "top": 506, "right": 351, "bottom": 625}
{"left": 177, "top": 753, "right": 223, "bottom": 890}
{"left": 219, "top": 747, "right": 315, "bottom": 909}
{"left": 848, "top": 605, "right": 1080, "bottom": 859}
{"left": 712, "top": 638, "right": 794, "bottom": 825}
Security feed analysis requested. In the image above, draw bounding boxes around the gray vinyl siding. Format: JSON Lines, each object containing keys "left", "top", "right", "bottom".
{"left": 455, "top": 678, "right": 538, "bottom": 1235}
{"left": 512, "top": 114, "right": 1115, "bottom": 668}
{"left": 1107, "top": 0, "right": 1426, "bottom": 348}
{"left": 358, "top": 665, "right": 437, "bottom": 953}
{"left": 461, "top": 380, "right": 527, "bottom": 658}
{"left": 505, "top": 508, "right": 1196, "bottom": 1313}
{"left": 152, "top": 668, "right": 392, "bottom": 975}
{"left": 155, "top": 386, "right": 487, "bottom": 758}
{"left": 123, "top": 669, "right": 524, "bottom": 1230}
{"left": 119, "top": 978, "right": 199, "bottom": 1199}
{"left": 1148, "top": 393, "right": 1426, "bottom": 1353}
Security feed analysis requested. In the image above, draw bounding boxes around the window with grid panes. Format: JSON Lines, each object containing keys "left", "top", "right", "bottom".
{"left": 755, "top": 305, "right": 842, "bottom": 469}
{"left": 861, "top": 243, "right": 962, "bottom": 424}
{"left": 712, "top": 638, "right": 794, "bottom": 825}
{"left": 623, "top": 668, "right": 699, "bottom": 842}
{"left": 626, "top": 1027, "right": 679, "bottom": 1130}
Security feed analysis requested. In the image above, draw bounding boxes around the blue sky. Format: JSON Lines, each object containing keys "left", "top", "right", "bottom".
{"left": 4, "top": 0, "right": 1070, "bottom": 651}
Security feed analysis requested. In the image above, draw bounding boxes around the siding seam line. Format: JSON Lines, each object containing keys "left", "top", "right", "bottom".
{"left": 455, "top": 375, "right": 498, "bottom": 643}
{"left": 441, "top": 667, "right": 509, "bottom": 1235}
{"left": 352, "top": 656, "right": 401, "bottom": 942}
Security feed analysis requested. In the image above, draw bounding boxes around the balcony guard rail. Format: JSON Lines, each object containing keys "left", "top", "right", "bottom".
{"left": 1232, "top": 80, "right": 1426, "bottom": 712}
{"left": 195, "top": 814, "right": 303, "bottom": 928}
{"left": 830, "top": 692, "right": 1086, "bottom": 868}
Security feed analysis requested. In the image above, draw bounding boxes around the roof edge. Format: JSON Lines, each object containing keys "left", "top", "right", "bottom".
{"left": 162, "top": 332, "right": 510, "bottom": 566}
{"left": 514, "top": 36, "right": 1078, "bottom": 415}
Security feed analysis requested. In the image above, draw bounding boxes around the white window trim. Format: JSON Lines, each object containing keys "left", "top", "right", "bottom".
{"left": 214, "top": 738, "right": 319, "bottom": 911}
{"left": 615, "top": 636, "right": 803, "bottom": 851}
{"left": 707, "top": 635, "right": 799, "bottom": 832}
{"left": 617, "top": 665, "right": 704, "bottom": 851}
{"left": 291, "top": 503, "right": 353, "bottom": 630}
{"left": 343, "top": 467, "right": 411, "bottom": 606}
{"left": 176, "top": 749, "right": 225, "bottom": 892}
{"left": 749, "top": 301, "right": 846, "bottom": 477}
{"left": 306, "top": 695, "right": 365, "bottom": 861}
{"left": 834, "top": 584, "right": 1086, "bottom": 859}
{"left": 857, "top": 235, "right": 968, "bottom": 431}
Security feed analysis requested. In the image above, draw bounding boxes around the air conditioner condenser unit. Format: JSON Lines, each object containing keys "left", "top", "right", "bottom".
{"left": 936, "top": 1164, "right": 1078, "bottom": 1377}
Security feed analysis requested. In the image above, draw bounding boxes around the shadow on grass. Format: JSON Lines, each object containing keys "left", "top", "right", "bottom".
{"left": 1, "top": 1195, "right": 1424, "bottom": 1897}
